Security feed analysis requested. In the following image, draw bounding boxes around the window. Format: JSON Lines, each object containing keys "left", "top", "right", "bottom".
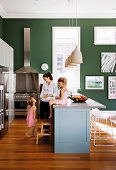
{"left": 52, "top": 27, "right": 80, "bottom": 92}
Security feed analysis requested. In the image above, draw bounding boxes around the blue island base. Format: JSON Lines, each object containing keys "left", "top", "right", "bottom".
{"left": 54, "top": 108, "right": 90, "bottom": 153}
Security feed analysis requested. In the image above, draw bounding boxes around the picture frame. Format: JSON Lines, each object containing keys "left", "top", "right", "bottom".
{"left": 85, "top": 76, "right": 104, "bottom": 90}
{"left": 101, "top": 52, "right": 116, "bottom": 73}
{"left": 108, "top": 76, "right": 116, "bottom": 99}
{"left": 94, "top": 27, "right": 116, "bottom": 45}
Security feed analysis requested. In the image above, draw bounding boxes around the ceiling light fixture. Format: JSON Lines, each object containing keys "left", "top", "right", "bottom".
{"left": 70, "top": 0, "right": 83, "bottom": 64}
{"left": 65, "top": 0, "right": 76, "bottom": 67}
{"left": 65, "top": 0, "right": 83, "bottom": 67}
{"left": 65, "top": 55, "right": 76, "bottom": 67}
{"left": 71, "top": 46, "right": 83, "bottom": 64}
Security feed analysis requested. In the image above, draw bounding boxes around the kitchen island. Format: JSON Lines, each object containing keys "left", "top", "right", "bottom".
{"left": 53, "top": 98, "right": 106, "bottom": 153}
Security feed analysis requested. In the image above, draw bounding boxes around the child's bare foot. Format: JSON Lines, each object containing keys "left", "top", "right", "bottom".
{"left": 49, "top": 115, "right": 52, "bottom": 118}
{"left": 25, "top": 133, "right": 32, "bottom": 137}
{"left": 25, "top": 133, "right": 30, "bottom": 137}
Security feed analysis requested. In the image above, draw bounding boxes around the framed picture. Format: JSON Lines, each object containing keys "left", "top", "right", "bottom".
{"left": 108, "top": 76, "right": 116, "bottom": 99}
{"left": 94, "top": 27, "right": 116, "bottom": 45}
{"left": 101, "top": 52, "right": 116, "bottom": 73}
{"left": 85, "top": 76, "right": 104, "bottom": 90}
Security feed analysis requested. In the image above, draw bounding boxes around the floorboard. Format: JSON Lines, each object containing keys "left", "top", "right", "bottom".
{"left": 0, "top": 118, "right": 116, "bottom": 170}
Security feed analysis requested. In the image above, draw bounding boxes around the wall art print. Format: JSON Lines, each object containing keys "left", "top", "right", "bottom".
{"left": 85, "top": 76, "right": 104, "bottom": 90}
{"left": 101, "top": 52, "right": 116, "bottom": 73}
{"left": 94, "top": 27, "right": 116, "bottom": 45}
{"left": 108, "top": 76, "right": 116, "bottom": 99}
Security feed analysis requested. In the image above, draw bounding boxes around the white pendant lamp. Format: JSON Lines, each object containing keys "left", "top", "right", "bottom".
{"left": 68, "top": 54, "right": 78, "bottom": 66}
{"left": 70, "top": 0, "right": 83, "bottom": 65}
{"left": 65, "top": 55, "right": 75, "bottom": 67}
{"left": 65, "top": 58, "right": 69, "bottom": 67}
{"left": 65, "top": 46, "right": 83, "bottom": 67}
{"left": 71, "top": 46, "right": 83, "bottom": 64}
{"left": 65, "top": 0, "right": 83, "bottom": 67}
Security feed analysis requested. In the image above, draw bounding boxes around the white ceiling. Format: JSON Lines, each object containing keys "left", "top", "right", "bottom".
{"left": 0, "top": 0, "right": 116, "bottom": 18}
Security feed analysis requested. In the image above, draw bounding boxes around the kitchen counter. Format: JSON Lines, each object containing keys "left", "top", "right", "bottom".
{"left": 53, "top": 98, "right": 106, "bottom": 153}
{"left": 53, "top": 98, "right": 105, "bottom": 109}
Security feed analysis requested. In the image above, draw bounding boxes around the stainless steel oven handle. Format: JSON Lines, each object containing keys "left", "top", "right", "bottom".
{"left": 0, "top": 113, "right": 2, "bottom": 130}
{"left": 15, "top": 109, "right": 27, "bottom": 111}
{"left": 1, "top": 112, "right": 4, "bottom": 129}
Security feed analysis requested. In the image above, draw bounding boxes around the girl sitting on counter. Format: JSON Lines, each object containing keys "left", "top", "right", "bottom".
{"left": 49, "top": 77, "right": 68, "bottom": 118}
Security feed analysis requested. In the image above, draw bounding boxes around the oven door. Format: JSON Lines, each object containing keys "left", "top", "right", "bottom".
{"left": 14, "top": 100, "right": 27, "bottom": 116}
{"left": 0, "top": 85, "right": 4, "bottom": 112}
{"left": 0, "top": 111, "right": 4, "bottom": 130}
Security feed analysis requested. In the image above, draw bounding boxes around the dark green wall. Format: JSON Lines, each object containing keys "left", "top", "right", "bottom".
{"left": 0, "top": 16, "right": 3, "bottom": 38}
{"left": 2, "top": 19, "right": 116, "bottom": 110}
{"left": 3, "top": 19, "right": 70, "bottom": 72}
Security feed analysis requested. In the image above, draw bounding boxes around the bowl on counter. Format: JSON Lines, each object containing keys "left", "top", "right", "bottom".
{"left": 69, "top": 95, "right": 88, "bottom": 103}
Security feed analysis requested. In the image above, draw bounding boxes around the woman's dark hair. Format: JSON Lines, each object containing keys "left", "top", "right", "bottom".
{"left": 43, "top": 72, "right": 53, "bottom": 80}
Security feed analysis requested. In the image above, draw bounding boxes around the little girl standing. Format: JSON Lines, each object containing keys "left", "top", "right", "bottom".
{"left": 25, "top": 99, "right": 37, "bottom": 137}
{"left": 49, "top": 77, "right": 68, "bottom": 118}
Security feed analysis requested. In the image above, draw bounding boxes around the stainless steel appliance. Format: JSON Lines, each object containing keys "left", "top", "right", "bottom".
{"left": 1, "top": 92, "right": 9, "bottom": 137}
{"left": 0, "top": 85, "right": 4, "bottom": 131}
{"left": 16, "top": 73, "right": 39, "bottom": 93}
{"left": 14, "top": 28, "right": 39, "bottom": 116}
{"left": 15, "top": 28, "right": 39, "bottom": 93}
{"left": 15, "top": 28, "right": 38, "bottom": 74}
{"left": 0, "top": 85, "right": 5, "bottom": 137}
{"left": 0, "top": 85, "right": 4, "bottom": 112}
{"left": 0, "top": 81, "right": 9, "bottom": 138}
{"left": 14, "top": 93, "right": 38, "bottom": 116}
{"left": 0, "top": 63, "right": 14, "bottom": 138}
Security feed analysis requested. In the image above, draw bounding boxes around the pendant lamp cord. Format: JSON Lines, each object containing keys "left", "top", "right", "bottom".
{"left": 76, "top": 0, "right": 77, "bottom": 27}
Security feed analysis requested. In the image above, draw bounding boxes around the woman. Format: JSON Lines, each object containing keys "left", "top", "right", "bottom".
{"left": 40, "top": 72, "right": 58, "bottom": 119}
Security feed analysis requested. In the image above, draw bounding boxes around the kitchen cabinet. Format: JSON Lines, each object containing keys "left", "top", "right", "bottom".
{"left": 0, "top": 39, "right": 5, "bottom": 66}
{"left": 53, "top": 98, "right": 106, "bottom": 153}
{"left": 6, "top": 44, "right": 13, "bottom": 71}
{"left": 0, "top": 38, "right": 13, "bottom": 71}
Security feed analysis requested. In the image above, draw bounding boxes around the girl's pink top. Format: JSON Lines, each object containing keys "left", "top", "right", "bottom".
{"left": 55, "top": 88, "right": 68, "bottom": 105}
{"left": 26, "top": 106, "right": 36, "bottom": 128}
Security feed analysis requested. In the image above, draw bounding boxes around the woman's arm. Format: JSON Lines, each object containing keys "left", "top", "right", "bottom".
{"left": 45, "top": 83, "right": 58, "bottom": 97}
{"left": 40, "top": 83, "right": 50, "bottom": 98}
{"left": 40, "top": 84, "right": 44, "bottom": 98}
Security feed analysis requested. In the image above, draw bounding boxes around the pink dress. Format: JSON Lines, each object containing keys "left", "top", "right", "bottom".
{"left": 55, "top": 88, "right": 68, "bottom": 105}
{"left": 26, "top": 106, "right": 36, "bottom": 128}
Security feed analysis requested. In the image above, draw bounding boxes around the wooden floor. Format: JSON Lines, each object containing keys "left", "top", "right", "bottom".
{"left": 0, "top": 118, "right": 116, "bottom": 170}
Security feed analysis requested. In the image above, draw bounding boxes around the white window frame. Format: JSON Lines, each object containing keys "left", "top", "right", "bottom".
{"left": 52, "top": 27, "right": 81, "bottom": 92}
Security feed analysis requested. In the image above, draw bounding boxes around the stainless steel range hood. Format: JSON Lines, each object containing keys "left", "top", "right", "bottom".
{"left": 15, "top": 28, "right": 38, "bottom": 73}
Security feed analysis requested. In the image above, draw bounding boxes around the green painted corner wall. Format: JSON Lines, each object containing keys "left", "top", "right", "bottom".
{"left": 0, "top": 16, "right": 3, "bottom": 38}
{"left": 2, "top": 19, "right": 69, "bottom": 73}
{"left": 2, "top": 18, "right": 116, "bottom": 110}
